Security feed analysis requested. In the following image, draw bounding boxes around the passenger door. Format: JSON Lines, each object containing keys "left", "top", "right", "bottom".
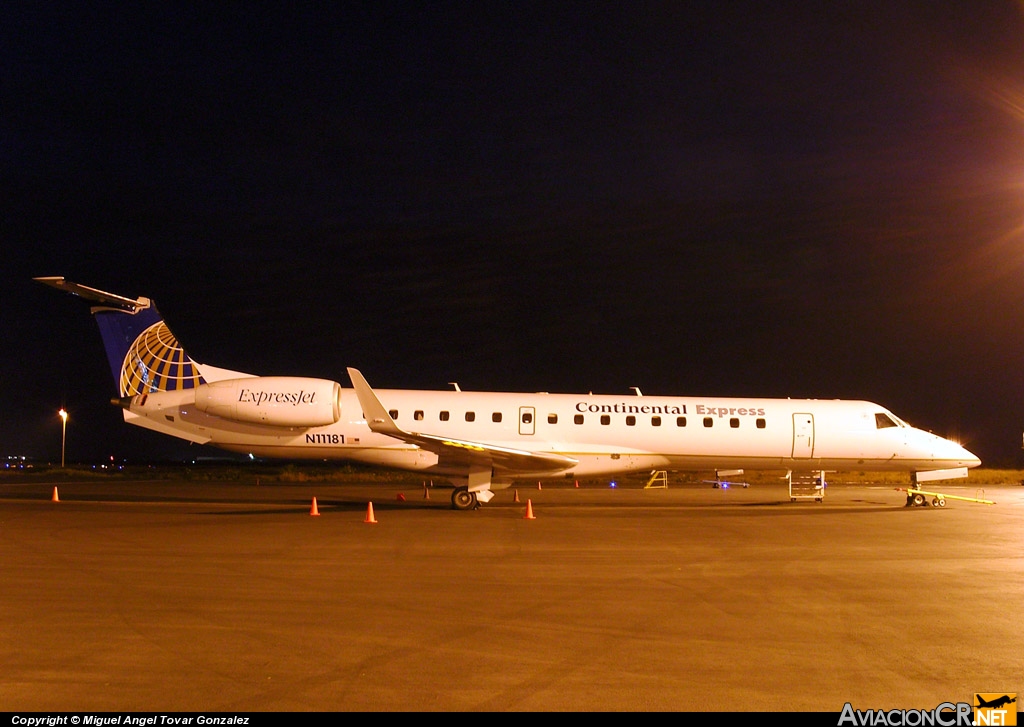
{"left": 519, "top": 406, "right": 536, "bottom": 436}
{"left": 792, "top": 413, "right": 814, "bottom": 458}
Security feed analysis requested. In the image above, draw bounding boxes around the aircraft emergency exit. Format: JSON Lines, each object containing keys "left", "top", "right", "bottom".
{"left": 36, "top": 277, "right": 980, "bottom": 510}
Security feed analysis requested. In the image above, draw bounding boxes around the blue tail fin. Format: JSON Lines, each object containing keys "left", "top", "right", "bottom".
{"left": 35, "top": 277, "right": 206, "bottom": 396}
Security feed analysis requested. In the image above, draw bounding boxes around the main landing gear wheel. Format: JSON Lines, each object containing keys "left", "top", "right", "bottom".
{"left": 452, "top": 487, "right": 478, "bottom": 511}
{"left": 912, "top": 493, "right": 927, "bottom": 507}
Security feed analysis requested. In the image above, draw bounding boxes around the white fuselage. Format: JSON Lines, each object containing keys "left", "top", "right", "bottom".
{"left": 124, "top": 385, "right": 979, "bottom": 482}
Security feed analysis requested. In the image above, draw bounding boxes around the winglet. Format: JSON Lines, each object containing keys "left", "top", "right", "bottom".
{"left": 347, "top": 368, "right": 405, "bottom": 438}
{"left": 346, "top": 367, "right": 578, "bottom": 474}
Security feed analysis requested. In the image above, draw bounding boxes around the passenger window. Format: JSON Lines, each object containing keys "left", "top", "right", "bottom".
{"left": 465, "top": 412, "right": 476, "bottom": 422}
{"left": 600, "top": 415, "right": 610, "bottom": 425}
{"left": 440, "top": 411, "right": 450, "bottom": 421}
{"left": 548, "top": 413, "right": 558, "bottom": 424}
{"left": 676, "top": 416, "right": 686, "bottom": 427}
{"left": 703, "top": 417, "right": 713, "bottom": 428}
{"left": 652, "top": 416, "right": 661, "bottom": 427}
{"left": 389, "top": 409, "right": 398, "bottom": 420}
{"left": 730, "top": 418, "right": 739, "bottom": 428}
{"left": 756, "top": 418, "right": 766, "bottom": 429}
{"left": 492, "top": 412, "right": 502, "bottom": 422}
{"left": 574, "top": 414, "right": 584, "bottom": 425}
{"left": 522, "top": 412, "right": 533, "bottom": 424}
{"left": 626, "top": 415, "right": 636, "bottom": 426}
{"left": 414, "top": 410, "right": 424, "bottom": 421}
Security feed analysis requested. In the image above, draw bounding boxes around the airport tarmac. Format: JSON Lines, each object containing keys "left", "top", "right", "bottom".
{"left": 1, "top": 476, "right": 1021, "bottom": 712}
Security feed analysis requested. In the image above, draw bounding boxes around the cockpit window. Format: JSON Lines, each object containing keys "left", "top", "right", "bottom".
{"left": 875, "top": 412, "right": 899, "bottom": 429}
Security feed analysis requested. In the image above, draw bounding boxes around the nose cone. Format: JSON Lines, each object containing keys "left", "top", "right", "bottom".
{"left": 946, "top": 446, "right": 981, "bottom": 470}
{"left": 930, "top": 431, "right": 981, "bottom": 469}
{"left": 959, "top": 444, "right": 982, "bottom": 469}
{"left": 904, "top": 426, "right": 980, "bottom": 469}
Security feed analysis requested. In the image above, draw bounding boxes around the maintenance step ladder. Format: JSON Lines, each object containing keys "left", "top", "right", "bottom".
{"left": 789, "top": 470, "right": 825, "bottom": 502}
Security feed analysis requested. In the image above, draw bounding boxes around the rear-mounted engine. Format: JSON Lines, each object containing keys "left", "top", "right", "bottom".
{"left": 194, "top": 376, "right": 342, "bottom": 427}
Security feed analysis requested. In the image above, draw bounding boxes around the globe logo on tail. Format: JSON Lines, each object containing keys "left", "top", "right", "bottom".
{"left": 120, "top": 321, "right": 204, "bottom": 396}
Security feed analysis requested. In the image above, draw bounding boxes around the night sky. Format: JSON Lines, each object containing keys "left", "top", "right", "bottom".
{"left": 6, "top": 3, "right": 1024, "bottom": 467}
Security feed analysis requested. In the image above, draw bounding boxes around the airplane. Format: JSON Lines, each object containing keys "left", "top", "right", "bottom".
{"left": 36, "top": 276, "right": 981, "bottom": 510}
{"left": 975, "top": 695, "right": 1017, "bottom": 710}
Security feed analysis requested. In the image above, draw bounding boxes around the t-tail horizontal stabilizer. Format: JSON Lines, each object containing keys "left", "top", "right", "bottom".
{"left": 35, "top": 276, "right": 206, "bottom": 396}
{"left": 34, "top": 276, "right": 149, "bottom": 312}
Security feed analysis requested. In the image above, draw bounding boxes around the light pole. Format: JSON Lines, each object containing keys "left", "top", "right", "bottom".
{"left": 58, "top": 408, "right": 67, "bottom": 468}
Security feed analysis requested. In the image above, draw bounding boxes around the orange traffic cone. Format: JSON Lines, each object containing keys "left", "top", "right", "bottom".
{"left": 537, "top": 481, "right": 542, "bottom": 490}
{"left": 575, "top": 480, "right": 579, "bottom": 488}
{"left": 524, "top": 499, "right": 536, "bottom": 520}
{"left": 310, "top": 497, "right": 320, "bottom": 516}
{"left": 423, "top": 483, "right": 430, "bottom": 500}
{"left": 513, "top": 488, "right": 520, "bottom": 503}
{"left": 364, "top": 501, "right": 377, "bottom": 524}
{"left": 51, "top": 486, "right": 60, "bottom": 502}
{"left": 397, "top": 493, "right": 406, "bottom": 501}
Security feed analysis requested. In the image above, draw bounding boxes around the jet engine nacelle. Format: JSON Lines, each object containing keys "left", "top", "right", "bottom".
{"left": 194, "top": 376, "right": 342, "bottom": 427}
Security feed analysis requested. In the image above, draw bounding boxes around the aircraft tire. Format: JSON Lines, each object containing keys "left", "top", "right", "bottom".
{"left": 912, "top": 493, "right": 926, "bottom": 507}
{"left": 935, "top": 498, "right": 945, "bottom": 508}
{"left": 452, "top": 487, "right": 477, "bottom": 511}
